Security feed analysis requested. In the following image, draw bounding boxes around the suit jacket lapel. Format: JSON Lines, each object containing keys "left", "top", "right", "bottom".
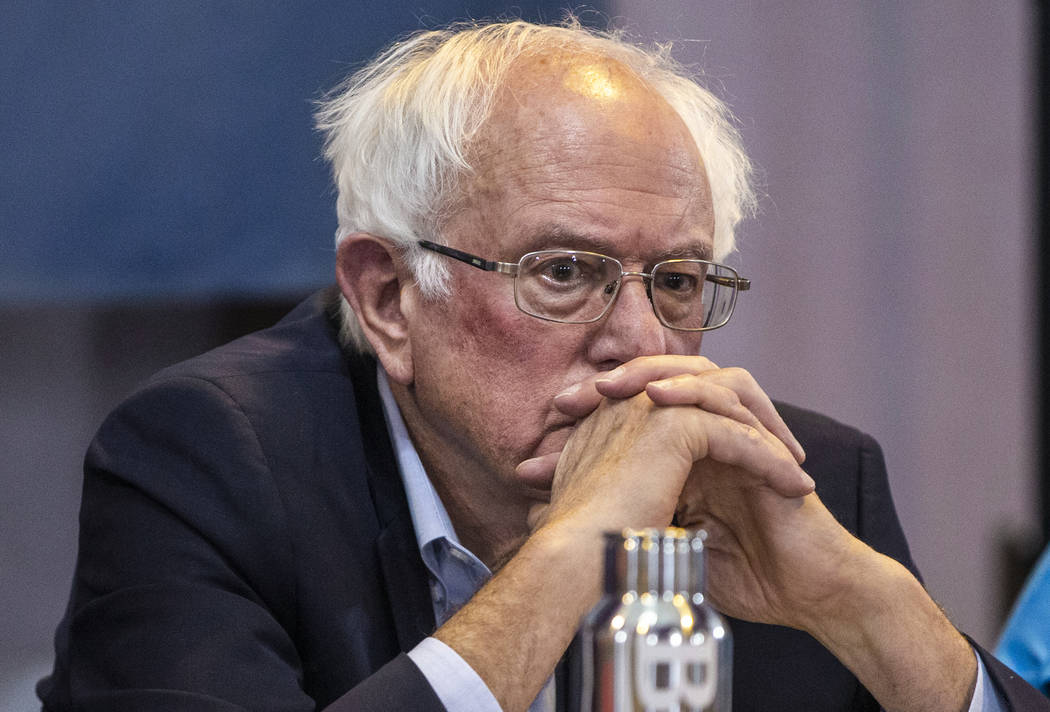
{"left": 345, "top": 345, "right": 436, "bottom": 651}
{"left": 376, "top": 511, "right": 437, "bottom": 650}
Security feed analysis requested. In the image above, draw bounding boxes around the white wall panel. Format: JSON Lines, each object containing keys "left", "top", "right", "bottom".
{"left": 610, "top": 0, "right": 1037, "bottom": 647}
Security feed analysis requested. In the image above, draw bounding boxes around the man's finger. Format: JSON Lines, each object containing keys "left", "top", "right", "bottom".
{"left": 593, "top": 355, "right": 720, "bottom": 398}
{"left": 683, "top": 409, "right": 815, "bottom": 497}
{"left": 515, "top": 451, "right": 561, "bottom": 489}
{"left": 552, "top": 374, "right": 609, "bottom": 418}
{"left": 646, "top": 376, "right": 764, "bottom": 431}
{"left": 555, "top": 356, "right": 720, "bottom": 418}
{"left": 527, "top": 502, "right": 550, "bottom": 531}
{"left": 647, "top": 370, "right": 806, "bottom": 464}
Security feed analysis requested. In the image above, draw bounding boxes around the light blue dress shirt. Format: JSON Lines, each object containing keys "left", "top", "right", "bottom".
{"left": 378, "top": 369, "right": 555, "bottom": 712}
{"left": 376, "top": 367, "right": 998, "bottom": 712}
{"left": 997, "top": 545, "right": 1050, "bottom": 694}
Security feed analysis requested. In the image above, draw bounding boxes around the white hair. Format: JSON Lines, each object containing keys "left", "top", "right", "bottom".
{"left": 315, "top": 17, "right": 755, "bottom": 353}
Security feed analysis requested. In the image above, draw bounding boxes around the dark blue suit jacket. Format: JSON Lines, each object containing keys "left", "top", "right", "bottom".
{"left": 39, "top": 289, "right": 1047, "bottom": 711}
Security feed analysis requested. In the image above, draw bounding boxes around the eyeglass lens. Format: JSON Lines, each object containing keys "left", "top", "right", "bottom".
{"left": 513, "top": 251, "right": 738, "bottom": 330}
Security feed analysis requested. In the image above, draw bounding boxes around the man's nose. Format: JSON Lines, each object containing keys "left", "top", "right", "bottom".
{"left": 586, "top": 276, "right": 667, "bottom": 365}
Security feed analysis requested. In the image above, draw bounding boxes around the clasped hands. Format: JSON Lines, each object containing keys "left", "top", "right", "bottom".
{"left": 519, "top": 355, "right": 871, "bottom": 633}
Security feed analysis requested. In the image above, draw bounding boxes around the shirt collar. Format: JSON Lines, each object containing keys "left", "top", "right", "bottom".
{"left": 375, "top": 367, "right": 492, "bottom": 624}
{"left": 375, "top": 366, "right": 462, "bottom": 554}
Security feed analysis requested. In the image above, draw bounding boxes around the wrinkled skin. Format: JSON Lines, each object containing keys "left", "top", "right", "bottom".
{"left": 337, "top": 49, "right": 977, "bottom": 712}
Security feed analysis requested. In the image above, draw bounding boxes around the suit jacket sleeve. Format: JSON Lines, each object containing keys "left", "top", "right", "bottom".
{"left": 39, "top": 374, "right": 445, "bottom": 712}
{"left": 753, "top": 405, "right": 1049, "bottom": 711}
{"left": 972, "top": 639, "right": 1050, "bottom": 710}
{"left": 845, "top": 422, "right": 1050, "bottom": 711}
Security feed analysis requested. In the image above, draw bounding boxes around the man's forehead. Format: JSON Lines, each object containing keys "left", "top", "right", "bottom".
{"left": 464, "top": 51, "right": 708, "bottom": 193}
{"left": 512, "top": 226, "right": 714, "bottom": 262}
{"left": 483, "top": 50, "right": 693, "bottom": 149}
{"left": 446, "top": 48, "right": 715, "bottom": 262}
{"left": 507, "top": 50, "right": 645, "bottom": 101}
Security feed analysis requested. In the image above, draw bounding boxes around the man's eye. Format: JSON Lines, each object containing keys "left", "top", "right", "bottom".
{"left": 543, "top": 261, "right": 582, "bottom": 282}
{"left": 657, "top": 272, "right": 698, "bottom": 292}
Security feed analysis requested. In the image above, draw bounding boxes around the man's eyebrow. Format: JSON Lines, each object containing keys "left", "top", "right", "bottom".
{"left": 660, "top": 244, "right": 713, "bottom": 261}
{"left": 517, "top": 227, "right": 618, "bottom": 255}
{"left": 518, "top": 226, "right": 713, "bottom": 262}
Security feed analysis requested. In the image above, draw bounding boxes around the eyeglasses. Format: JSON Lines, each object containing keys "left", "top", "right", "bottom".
{"left": 417, "top": 240, "right": 750, "bottom": 331}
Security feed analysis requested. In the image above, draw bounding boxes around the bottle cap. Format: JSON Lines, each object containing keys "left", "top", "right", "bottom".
{"left": 603, "top": 527, "right": 707, "bottom": 601}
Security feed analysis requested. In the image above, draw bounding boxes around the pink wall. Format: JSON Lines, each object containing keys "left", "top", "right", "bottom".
{"left": 611, "top": 1, "right": 1038, "bottom": 646}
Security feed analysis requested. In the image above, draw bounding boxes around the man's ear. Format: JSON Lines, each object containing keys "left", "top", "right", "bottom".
{"left": 335, "top": 234, "right": 415, "bottom": 384}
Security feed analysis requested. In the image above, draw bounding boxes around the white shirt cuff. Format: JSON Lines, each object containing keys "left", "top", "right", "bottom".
{"left": 408, "top": 636, "right": 503, "bottom": 712}
{"left": 967, "top": 645, "right": 1005, "bottom": 712}
{"left": 408, "top": 638, "right": 1003, "bottom": 712}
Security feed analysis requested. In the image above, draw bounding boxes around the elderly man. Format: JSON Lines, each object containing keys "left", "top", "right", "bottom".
{"left": 40, "top": 19, "right": 1046, "bottom": 712}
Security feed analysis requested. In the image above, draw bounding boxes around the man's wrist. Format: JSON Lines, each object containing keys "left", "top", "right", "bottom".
{"left": 801, "top": 548, "right": 976, "bottom": 712}
{"left": 408, "top": 637, "right": 503, "bottom": 712}
{"left": 789, "top": 538, "right": 895, "bottom": 638}
{"left": 432, "top": 518, "right": 606, "bottom": 712}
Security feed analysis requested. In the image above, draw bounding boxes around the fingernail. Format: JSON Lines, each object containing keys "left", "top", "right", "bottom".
{"left": 555, "top": 383, "right": 581, "bottom": 399}
{"left": 515, "top": 457, "right": 542, "bottom": 475}
{"left": 604, "top": 366, "right": 626, "bottom": 380}
{"left": 799, "top": 469, "right": 815, "bottom": 491}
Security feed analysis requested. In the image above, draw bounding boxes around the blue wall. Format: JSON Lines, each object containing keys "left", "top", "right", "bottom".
{"left": 1, "top": 2, "right": 605, "bottom": 301}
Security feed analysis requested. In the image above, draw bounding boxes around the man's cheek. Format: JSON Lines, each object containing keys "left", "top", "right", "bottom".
{"left": 463, "top": 312, "right": 545, "bottom": 365}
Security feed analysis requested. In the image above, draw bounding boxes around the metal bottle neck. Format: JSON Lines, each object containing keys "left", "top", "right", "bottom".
{"left": 603, "top": 527, "right": 707, "bottom": 601}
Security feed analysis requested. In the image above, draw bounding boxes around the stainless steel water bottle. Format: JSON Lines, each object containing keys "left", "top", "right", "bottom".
{"left": 577, "top": 528, "right": 732, "bottom": 712}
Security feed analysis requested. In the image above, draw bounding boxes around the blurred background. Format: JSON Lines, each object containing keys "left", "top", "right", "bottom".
{"left": 1, "top": 1, "right": 1044, "bottom": 708}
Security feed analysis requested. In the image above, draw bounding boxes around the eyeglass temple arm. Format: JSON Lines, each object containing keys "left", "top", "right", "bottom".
{"left": 707, "top": 273, "right": 751, "bottom": 291}
{"left": 419, "top": 239, "right": 748, "bottom": 288}
{"left": 417, "top": 240, "right": 517, "bottom": 274}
